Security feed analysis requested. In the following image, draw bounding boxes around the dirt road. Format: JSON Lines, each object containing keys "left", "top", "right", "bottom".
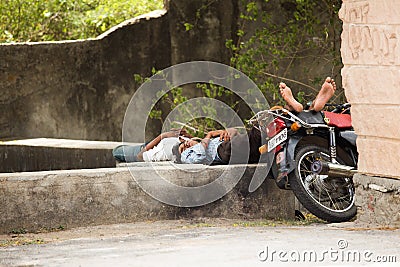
{"left": 1, "top": 219, "right": 399, "bottom": 266}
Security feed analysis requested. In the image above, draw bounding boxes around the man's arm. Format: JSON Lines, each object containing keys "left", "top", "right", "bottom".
{"left": 137, "top": 129, "right": 182, "bottom": 161}
{"left": 201, "top": 128, "right": 238, "bottom": 148}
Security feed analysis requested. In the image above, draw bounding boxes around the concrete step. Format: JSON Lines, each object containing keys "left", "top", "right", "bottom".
{"left": 0, "top": 163, "right": 295, "bottom": 233}
{"left": 0, "top": 138, "right": 137, "bottom": 172}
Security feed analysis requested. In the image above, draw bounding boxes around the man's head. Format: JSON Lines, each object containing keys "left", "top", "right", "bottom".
{"left": 172, "top": 136, "right": 201, "bottom": 163}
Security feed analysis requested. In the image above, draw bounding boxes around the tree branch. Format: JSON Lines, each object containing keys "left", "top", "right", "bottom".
{"left": 259, "top": 71, "right": 319, "bottom": 93}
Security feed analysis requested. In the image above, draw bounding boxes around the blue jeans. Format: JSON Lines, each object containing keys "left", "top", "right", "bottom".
{"left": 112, "top": 144, "right": 146, "bottom": 162}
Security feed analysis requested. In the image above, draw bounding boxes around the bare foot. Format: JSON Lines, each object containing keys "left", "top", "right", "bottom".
{"left": 310, "top": 77, "right": 336, "bottom": 112}
{"left": 279, "top": 82, "right": 303, "bottom": 113}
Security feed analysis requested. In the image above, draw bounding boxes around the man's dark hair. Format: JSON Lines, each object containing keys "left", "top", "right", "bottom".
{"left": 172, "top": 142, "right": 183, "bottom": 163}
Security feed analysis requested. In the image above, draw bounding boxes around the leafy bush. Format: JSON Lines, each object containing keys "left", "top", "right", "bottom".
{"left": 227, "top": 0, "right": 343, "bottom": 106}
{"left": 0, "top": 0, "right": 164, "bottom": 42}
{"left": 137, "top": 0, "right": 344, "bottom": 134}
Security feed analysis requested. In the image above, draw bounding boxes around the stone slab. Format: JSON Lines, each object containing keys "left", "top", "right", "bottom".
{"left": 356, "top": 136, "right": 400, "bottom": 178}
{"left": 340, "top": 0, "right": 400, "bottom": 25}
{"left": 0, "top": 164, "right": 295, "bottom": 234}
{"left": 340, "top": 0, "right": 400, "bottom": 66}
{"left": 342, "top": 67, "right": 400, "bottom": 105}
{"left": 0, "top": 138, "right": 129, "bottom": 149}
{"left": 0, "top": 138, "right": 139, "bottom": 173}
{"left": 349, "top": 104, "right": 400, "bottom": 140}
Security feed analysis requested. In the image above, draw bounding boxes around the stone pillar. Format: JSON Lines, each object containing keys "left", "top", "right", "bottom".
{"left": 339, "top": 0, "right": 400, "bottom": 225}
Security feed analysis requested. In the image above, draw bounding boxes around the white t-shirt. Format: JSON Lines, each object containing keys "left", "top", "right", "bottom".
{"left": 142, "top": 137, "right": 179, "bottom": 162}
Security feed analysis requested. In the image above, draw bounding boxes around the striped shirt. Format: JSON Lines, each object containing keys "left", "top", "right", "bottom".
{"left": 180, "top": 138, "right": 224, "bottom": 164}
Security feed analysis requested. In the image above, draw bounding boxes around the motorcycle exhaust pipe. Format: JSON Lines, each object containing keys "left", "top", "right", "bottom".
{"left": 311, "top": 160, "right": 357, "bottom": 177}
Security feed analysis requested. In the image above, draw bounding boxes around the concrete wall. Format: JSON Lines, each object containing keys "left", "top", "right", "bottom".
{"left": 0, "top": 138, "right": 127, "bottom": 172}
{"left": 353, "top": 174, "right": 400, "bottom": 226}
{"left": 340, "top": 0, "right": 400, "bottom": 179}
{"left": 0, "top": 1, "right": 238, "bottom": 142}
{"left": 0, "top": 10, "right": 171, "bottom": 141}
{"left": 0, "top": 164, "right": 295, "bottom": 233}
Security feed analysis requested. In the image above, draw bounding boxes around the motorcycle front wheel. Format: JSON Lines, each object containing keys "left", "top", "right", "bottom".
{"left": 289, "top": 145, "right": 357, "bottom": 223}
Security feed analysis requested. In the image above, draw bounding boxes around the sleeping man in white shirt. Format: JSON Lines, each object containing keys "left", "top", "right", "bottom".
{"left": 113, "top": 129, "right": 197, "bottom": 162}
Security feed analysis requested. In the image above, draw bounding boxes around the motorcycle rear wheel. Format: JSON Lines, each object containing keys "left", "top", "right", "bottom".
{"left": 289, "top": 145, "right": 357, "bottom": 222}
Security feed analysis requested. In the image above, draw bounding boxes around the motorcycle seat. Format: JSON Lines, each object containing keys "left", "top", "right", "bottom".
{"left": 323, "top": 111, "right": 352, "bottom": 129}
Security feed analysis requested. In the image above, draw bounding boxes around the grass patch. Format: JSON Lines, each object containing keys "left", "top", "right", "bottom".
{"left": 9, "top": 228, "right": 27, "bottom": 235}
{"left": 232, "top": 213, "right": 325, "bottom": 227}
{"left": 36, "top": 225, "right": 66, "bottom": 233}
{"left": 180, "top": 213, "right": 326, "bottom": 229}
{"left": 8, "top": 225, "right": 66, "bottom": 235}
{"left": 0, "top": 224, "right": 67, "bottom": 248}
{"left": 0, "top": 238, "right": 46, "bottom": 247}
{"left": 186, "top": 223, "right": 215, "bottom": 228}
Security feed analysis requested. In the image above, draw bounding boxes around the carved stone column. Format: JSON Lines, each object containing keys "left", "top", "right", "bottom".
{"left": 340, "top": 0, "right": 400, "bottom": 225}
{"left": 340, "top": 0, "right": 400, "bottom": 179}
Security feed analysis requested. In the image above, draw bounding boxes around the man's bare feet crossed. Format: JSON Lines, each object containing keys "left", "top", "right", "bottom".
{"left": 279, "top": 77, "right": 336, "bottom": 113}
{"left": 279, "top": 82, "right": 304, "bottom": 113}
{"left": 310, "top": 77, "right": 336, "bottom": 112}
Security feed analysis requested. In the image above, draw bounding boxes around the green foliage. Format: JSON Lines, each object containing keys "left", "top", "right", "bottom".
{"left": 0, "top": 0, "right": 163, "bottom": 42}
{"left": 183, "top": 22, "right": 194, "bottom": 31}
{"left": 156, "top": 84, "right": 234, "bottom": 138}
{"left": 137, "top": 0, "right": 344, "bottom": 134}
{"left": 228, "top": 0, "right": 343, "bottom": 106}
{"left": 134, "top": 71, "right": 237, "bottom": 137}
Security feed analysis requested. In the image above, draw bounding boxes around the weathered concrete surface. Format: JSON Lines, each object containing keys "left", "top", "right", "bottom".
{"left": 0, "top": 10, "right": 171, "bottom": 141}
{"left": 0, "top": 2, "right": 240, "bottom": 142}
{"left": 0, "top": 164, "right": 295, "bottom": 234}
{"left": 1, "top": 221, "right": 399, "bottom": 267}
{"left": 354, "top": 174, "right": 400, "bottom": 226}
{"left": 0, "top": 138, "right": 132, "bottom": 172}
{"left": 340, "top": 0, "right": 400, "bottom": 179}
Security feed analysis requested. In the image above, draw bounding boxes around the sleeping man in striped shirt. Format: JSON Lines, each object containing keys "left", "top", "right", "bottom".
{"left": 172, "top": 127, "right": 262, "bottom": 165}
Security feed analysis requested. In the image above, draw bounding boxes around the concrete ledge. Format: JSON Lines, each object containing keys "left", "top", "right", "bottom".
{"left": 354, "top": 174, "right": 400, "bottom": 226}
{"left": 0, "top": 164, "right": 295, "bottom": 233}
{"left": 0, "top": 138, "right": 137, "bottom": 172}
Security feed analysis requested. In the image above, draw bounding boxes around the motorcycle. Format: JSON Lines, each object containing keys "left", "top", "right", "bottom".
{"left": 250, "top": 103, "right": 358, "bottom": 223}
